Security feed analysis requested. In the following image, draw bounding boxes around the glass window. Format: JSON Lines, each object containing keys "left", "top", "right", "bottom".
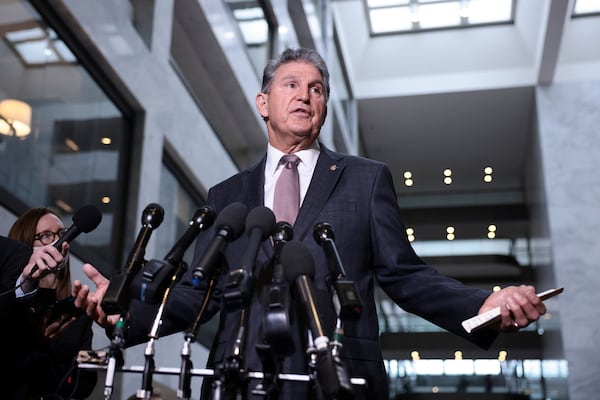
{"left": 224, "top": 0, "right": 276, "bottom": 78}
{"left": 0, "top": 0, "right": 132, "bottom": 269}
{"left": 157, "top": 155, "right": 207, "bottom": 268}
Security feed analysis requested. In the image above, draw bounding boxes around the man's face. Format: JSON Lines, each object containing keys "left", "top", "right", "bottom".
{"left": 256, "top": 61, "right": 327, "bottom": 150}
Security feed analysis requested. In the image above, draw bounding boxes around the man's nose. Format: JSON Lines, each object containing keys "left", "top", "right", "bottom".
{"left": 297, "top": 87, "right": 309, "bottom": 101}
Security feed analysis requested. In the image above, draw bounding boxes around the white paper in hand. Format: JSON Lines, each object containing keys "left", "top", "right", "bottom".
{"left": 461, "top": 287, "right": 564, "bottom": 333}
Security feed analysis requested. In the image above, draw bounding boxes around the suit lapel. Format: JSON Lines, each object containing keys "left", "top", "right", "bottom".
{"left": 294, "top": 146, "right": 345, "bottom": 242}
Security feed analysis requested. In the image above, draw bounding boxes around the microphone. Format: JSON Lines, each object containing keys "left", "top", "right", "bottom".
{"left": 223, "top": 206, "right": 276, "bottom": 310}
{"left": 191, "top": 202, "right": 248, "bottom": 287}
{"left": 281, "top": 241, "right": 354, "bottom": 400}
{"left": 136, "top": 207, "right": 215, "bottom": 400}
{"left": 280, "top": 241, "right": 327, "bottom": 351}
{"left": 164, "top": 206, "right": 216, "bottom": 267}
{"left": 101, "top": 203, "right": 164, "bottom": 315}
{"left": 132, "top": 206, "right": 216, "bottom": 304}
{"left": 29, "top": 204, "right": 103, "bottom": 276}
{"left": 262, "top": 221, "right": 295, "bottom": 355}
{"left": 271, "top": 221, "right": 293, "bottom": 275}
{"left": 313, "top": 222, "right": 362, "bottom": 320}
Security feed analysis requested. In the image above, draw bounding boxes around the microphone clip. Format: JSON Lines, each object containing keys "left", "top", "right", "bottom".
{"left": 130, "top": 258, "right": 185, "bottom": 305}
{"left": 325, "top": 275, "right": 362, "bottom": 321}
{"left": 222, "top": 268, "right": 255, "bottom": 311}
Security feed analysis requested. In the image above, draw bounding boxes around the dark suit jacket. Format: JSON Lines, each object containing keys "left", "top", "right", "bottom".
{"left": 128, "top": 145, "right": 498, "bottom": 399}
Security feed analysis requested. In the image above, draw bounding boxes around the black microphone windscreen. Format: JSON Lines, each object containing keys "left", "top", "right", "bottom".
{"left": 192, "top": 206, "right": 216, "bottom": 227}
{"left": 72, "top": 204, "right": 103, "bottom": 233}
{"left": 245, "top": 206, "right": 276, "bottom": 239}
{"left": 142, "top": 203, "right": 165, "bottom": 228}
{"left": 216, "top": 202, "right": 248, "bottom": 238}
{"left": 273, "top": 221, "right": 293, "bottom": 242}
{"left": 280, "top": 241, "right": 315, "bottom": 282}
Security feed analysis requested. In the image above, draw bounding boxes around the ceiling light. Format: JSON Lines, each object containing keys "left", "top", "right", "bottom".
{"left": 55, "top": 200, "right": 73, "bottom": 213}
{"left": 498, "top": 350, "right": 507, "bottom": 361}
{"left": 443, "top": 169, "right": 452, "bottom": 184}
{"left": 65, "top": 138, "right": 80, "bottom": 152}
{"left": 0, "top": 99, "right": 32, "bottom": 138}
{"left": 406, "top": 227, "right": 415, "bottom": 241}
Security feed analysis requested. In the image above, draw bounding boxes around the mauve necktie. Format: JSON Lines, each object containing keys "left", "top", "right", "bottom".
{"left": 273, "top": 154, "right": 300, "bottom": 225}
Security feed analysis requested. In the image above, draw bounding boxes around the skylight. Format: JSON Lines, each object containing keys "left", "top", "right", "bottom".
{"left": 366, "top": 0, "right": 515, "bottom": 35}
{"left": 4, "top": 25, "right": 76, "bottom": 65}
{"left": 572, "top": 0, "right": 600, "bottom": 16}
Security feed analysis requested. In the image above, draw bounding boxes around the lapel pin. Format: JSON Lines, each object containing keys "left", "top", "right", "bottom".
{"left": 330, "top": 164, "right": 337, "bottom": 171}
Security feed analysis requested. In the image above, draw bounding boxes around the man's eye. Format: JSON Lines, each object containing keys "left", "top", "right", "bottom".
{"left": 310, "top": 87, "right": 322, "bottom": 95}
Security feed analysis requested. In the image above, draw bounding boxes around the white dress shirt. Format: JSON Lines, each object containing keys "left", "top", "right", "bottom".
{"left": 264, "top": 142, "right": 320, "bottom": 212}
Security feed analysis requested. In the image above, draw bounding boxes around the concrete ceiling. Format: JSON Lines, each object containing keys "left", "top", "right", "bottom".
{"left": 327, "top": 0, "right": 588, "bottom": 252}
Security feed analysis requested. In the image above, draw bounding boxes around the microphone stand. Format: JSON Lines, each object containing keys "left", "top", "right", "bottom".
{"left": 104, "top": 314, "right": 126, "bottom": 400}
{"left": 257, "top": 261, "right": 293, "bottom": 397}
{"left": 309, "top": 262, "right": 355, "bottom": 400}
{"left": 177, "top": 275, "right": 218, "bottom": 400}
{"left": 212, "top": 267, "right": 257, "bottom": 400}
{"left": 212, "top": 308, "right": 250, "bottom": 400}
{"left": 137, "top": 260, "right": 187, "bottom": 399}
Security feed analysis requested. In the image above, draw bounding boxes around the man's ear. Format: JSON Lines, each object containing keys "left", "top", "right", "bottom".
{"left": 256, "top": 93, "right": 268, "bottom": 119}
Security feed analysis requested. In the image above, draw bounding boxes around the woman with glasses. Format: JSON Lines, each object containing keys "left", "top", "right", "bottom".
{"left": 5, "top": 207, "right": 97, "bottom": 399}
{"left": 10, "top": 207, "right": 72, "bottom": 298}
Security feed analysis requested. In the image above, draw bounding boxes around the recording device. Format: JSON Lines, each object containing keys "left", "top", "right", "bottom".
{"left": 263, "top": 221, "right": 295, "bottom": 356}
{"left": 223, "top": 206, "right": 276, "bottom": 310}
{"left": 313, "top": 222, "right": 362, "bottom": 320}
{"left": 191, "top": 202, "right": 248, "bottom": 287}
{"left": 131, "top": 206, "right": 216, "bottom": 304}
{"left": 280, "top": 241, "right": 354, "bottom": 399}
{"left": 29, "top": 204, "right": 102, "bottom": 277}
{"left": 101, "top": 203, "right": 164, "bottom": 315}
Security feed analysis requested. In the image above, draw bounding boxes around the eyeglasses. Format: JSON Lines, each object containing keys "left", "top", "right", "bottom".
{"left": 33, "top": 228, "right": 68, "bottom": 245}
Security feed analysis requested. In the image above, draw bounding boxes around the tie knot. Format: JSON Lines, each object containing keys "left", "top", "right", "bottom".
{"left": 281, "top": 154, "right": 300, "bottom": 169}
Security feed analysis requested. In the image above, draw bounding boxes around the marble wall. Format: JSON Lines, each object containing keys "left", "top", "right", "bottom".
{"left": 536, "top": 80, "right": 600, "bottom": 400}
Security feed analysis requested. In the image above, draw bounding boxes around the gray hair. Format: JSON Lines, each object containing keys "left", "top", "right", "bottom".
{"left": 261, "top": 48, "right": 330, "bottom": 102}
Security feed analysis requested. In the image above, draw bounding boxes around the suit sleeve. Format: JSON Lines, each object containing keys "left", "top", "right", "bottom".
{"left": 368, "top": 164, "right": 498, "bottom": 348}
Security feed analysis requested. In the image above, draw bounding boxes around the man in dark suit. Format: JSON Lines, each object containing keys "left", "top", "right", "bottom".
{"left": 75, "top": 48, "right": 547, "bottom": 399}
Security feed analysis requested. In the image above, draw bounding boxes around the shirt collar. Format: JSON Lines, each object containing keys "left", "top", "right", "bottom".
{"left": 266, "top": 141, "right": 320, "bottom": 176}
